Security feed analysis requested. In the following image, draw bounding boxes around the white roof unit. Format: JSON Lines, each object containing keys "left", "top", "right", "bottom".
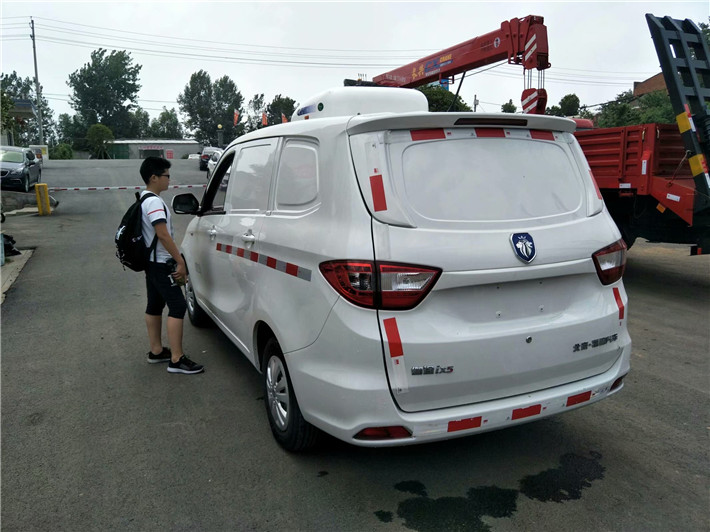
{"left": 292, "top": 87, "right": 428, "bottom": 121}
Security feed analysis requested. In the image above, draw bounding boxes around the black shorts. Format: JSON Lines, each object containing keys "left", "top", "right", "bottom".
{"left": 145, "top": 262, "right": 187, "bottom": 319}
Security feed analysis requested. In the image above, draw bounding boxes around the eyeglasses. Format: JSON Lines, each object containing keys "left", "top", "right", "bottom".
{"left": 157, "top": 173, "right": 171, "bottom": 178}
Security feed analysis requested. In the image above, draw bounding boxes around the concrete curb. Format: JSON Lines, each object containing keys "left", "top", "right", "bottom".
{"left": 1, "top": 249, "right": 33, "bottom": 304}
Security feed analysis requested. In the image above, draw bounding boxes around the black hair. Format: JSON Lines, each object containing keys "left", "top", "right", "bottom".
{"left": 140, "top": 156, "right": 171, "bottom": 184}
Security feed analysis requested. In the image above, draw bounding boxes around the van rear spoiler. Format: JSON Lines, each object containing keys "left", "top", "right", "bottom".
{"left": 346, "top": 113, "right": 576, "bottom": 136}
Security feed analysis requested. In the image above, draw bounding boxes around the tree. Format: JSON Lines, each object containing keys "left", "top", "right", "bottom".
{"left": 150, "top": 107, "right": 184, "bottom": 138}
{"left": 700, "top": 18, "right": 709, "bottom": 47}
{"left": 559, "top": 94, "right": 581, "bottom": 116}
{"left": 1, "top": 71, "right": 56, "bottom": 145}
{"left": 57, "top": 113, "right": 89, "bottom": 150}
{"left": 178, "top": 71, "right": 244, "bottom": 145}
{"left": 595, "top": 91, "right": 640, "bottom": 128}
{"left": 245, "top": 93, "right": 266, "bottom": 133}
{"left": 545, "top": 105, "right": 565, "bottom": 117}
{"left": 86, "top": 123, "right": 114, "bottom": 159}
{"left": 637, "top": 91, "right": 674, "bottom": 124}
{"left": 1, "top": 91, "right": 15, "bottom": 138}
{"left": 501, "top": 99, "right": 517, "bottom": 113}
{"left": 416, "top": 85, "right": 471, "bottom": 112}
{"left": 49, "top": 143, "right": 73, "bottom": 160}
{"left": 266, "top": 94, "right": 297, "bottom": 125}
{"left": 67, "top": 48, "right": 142, "bottom": 138}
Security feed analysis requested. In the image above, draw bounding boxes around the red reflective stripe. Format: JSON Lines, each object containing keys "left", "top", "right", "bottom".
{"left": 530, "top": 130, "right": 555, "bottom": 141}
{"left": 285, "top": 263, "right": 298, "bottom": 276}
{"left": 370, "top": 174, "right": 388, "bottom": 212}
{"left": 237, "top": 248, "right": 245, "bottom": 258}
{"left": 566, "top": 391, "right": 592, "bottom": 407}
{"left": 512, "top": 404, "right": 542, "bottom": 420}
{"left": 383, "top": 318, "right": 403, "bottom": 358}
{"left": 613, "top": 287, "right": 625, "bottom": 319}
{"left": 475, "top": 128, "right": 505, "bottom": 138}
{"left": 216, "top": 243, "right": 223, "bottom": 252}
{"left": 448, "top": 417, "right": 482, "bottom": 433}
{"left": 266, "top": 257, "right": 277, "bottom": 268}
{"left": 410, "top": 129, "right": 446, "bottom": 141}
{"left": 250, "top": 252, "right": 260, "bottom": 263}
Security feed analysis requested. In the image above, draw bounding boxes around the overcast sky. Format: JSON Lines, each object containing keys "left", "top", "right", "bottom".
{"left": 2, "top": 1, "right": 708, "bottom": 124}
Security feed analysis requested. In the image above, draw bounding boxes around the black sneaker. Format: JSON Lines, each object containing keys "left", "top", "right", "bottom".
{"left": 147, "top": 347, "right": 171, "bottom": 364}
{"left": 167, "top": 355, "right": 204, "bottom": 375}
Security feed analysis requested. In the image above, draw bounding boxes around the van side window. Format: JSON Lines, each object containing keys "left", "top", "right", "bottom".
{"left": 203, "top": 152, "right": 235, "bottom": 214}
{"left": 275, "top": 140, "right": 319, "bottom": 211}
{"left": 227, "top": 141, "right": 276, "bottom": 212}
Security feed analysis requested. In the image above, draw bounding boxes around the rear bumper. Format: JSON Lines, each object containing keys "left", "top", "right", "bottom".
{"left": 286, "top": 298, "right": 631, "bottom": 447}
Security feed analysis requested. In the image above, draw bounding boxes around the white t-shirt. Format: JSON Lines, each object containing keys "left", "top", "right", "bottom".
{"left": 140, "top": 191, "right": 173, "bottom": 263}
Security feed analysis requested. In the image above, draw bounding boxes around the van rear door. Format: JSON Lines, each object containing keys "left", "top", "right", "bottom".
{"left": 349, "top": 115, "right": 624, "bottom": 413}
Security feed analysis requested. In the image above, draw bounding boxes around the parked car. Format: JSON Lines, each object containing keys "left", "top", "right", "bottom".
{"left": 206, "top": 149, "right": 223, "bottom": 180}
{"left": 0, "top": 146, "right": 41, "bottom": 193}
{"left": 199, "top": 146, "right": 221, "bottom": 171}
{"left": 172, "top": 87, "right": 631, "bottom": 451}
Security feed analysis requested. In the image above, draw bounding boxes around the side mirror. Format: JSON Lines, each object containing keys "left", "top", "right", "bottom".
{"left": 172, "top": 193, "right": 200, "bottom": 215}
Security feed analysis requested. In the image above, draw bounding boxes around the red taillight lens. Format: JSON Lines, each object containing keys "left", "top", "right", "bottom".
{"left": 592, "top": 239, "right": 627, "bottom": 285}
{"left": 319, "top": 261, "right": 441, "bottom": 310}
{"left": 319, "top": 261, "right": 375, "bottom": 308}
{"left": 354, "top": 426, "right": 412, "bottom": 440}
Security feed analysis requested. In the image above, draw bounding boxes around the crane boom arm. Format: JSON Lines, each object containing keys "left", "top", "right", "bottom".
{"left": 372, "top": 15, "right": 550, "bottom": 88}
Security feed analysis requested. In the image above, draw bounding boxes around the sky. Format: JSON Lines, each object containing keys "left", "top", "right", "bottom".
{"left": 1, "top": 1, "right": 708, "bottom": 126}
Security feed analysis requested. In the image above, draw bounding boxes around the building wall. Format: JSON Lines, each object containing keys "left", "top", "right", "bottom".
{"left": 633, "top": 73, "right": 667, "bottom": 98}
{"left": 108, "top": 141, "right": 201, "bottom": 160}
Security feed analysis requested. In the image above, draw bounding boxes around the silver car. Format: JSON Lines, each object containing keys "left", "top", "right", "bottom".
{"left": 206, "top": 149, "right": 224, "bottom": 180}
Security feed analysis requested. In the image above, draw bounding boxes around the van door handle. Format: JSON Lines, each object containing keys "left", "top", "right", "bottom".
{"left": 208, "top": 228, "right": 217, "bottom": 240}
{"left": 241, "top": 232, "right": 256, "bottom": 243}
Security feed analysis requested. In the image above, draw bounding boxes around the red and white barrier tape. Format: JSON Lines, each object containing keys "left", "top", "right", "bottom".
{"left": 48, "top": 184, "right": 207, "bottom": 192}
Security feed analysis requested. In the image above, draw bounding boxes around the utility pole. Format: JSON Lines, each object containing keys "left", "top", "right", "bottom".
{"left": 30, "top": 17, "right": 44, "bottom": 144}
{"left": 473, "top": 94, "right": 479, "bottom": 112}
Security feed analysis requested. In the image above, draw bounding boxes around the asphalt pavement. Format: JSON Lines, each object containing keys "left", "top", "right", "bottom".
{"left": 1, "top": 159, "right": 708, "bottom": 531}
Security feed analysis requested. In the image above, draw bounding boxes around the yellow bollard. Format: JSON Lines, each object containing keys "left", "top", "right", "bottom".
{"left": 35, "top": 183, "right": 51, "bottom": 216}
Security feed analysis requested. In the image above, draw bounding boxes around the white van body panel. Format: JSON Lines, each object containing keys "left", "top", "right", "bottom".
{"left": 178, "top": 87, "right": 631, "bottom": 447}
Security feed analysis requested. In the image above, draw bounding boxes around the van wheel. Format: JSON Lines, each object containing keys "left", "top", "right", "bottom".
{"left": 184, "top": 275, "right": 212, "bottom": 327}
{"left": 263, "top": 338, "right": 319, "bottom": 452}
{"left": 22, "top": 176, "right": 29, "bottom": 193}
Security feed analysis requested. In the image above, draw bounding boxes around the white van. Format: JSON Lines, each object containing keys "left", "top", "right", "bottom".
{"left": 173, "top": 87, "right": 631, "bottom": 451}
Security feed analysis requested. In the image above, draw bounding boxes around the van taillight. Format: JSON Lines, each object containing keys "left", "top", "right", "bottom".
{"left": 592, "top": 239, "right": 627, "bottom": 285}
{"left": 319, "top": 261, "right": 441, "bottom": 310}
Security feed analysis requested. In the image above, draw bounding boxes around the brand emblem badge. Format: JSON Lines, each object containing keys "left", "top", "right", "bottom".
{"left": 511, "top": 233, "right": 536, "bottom": 263}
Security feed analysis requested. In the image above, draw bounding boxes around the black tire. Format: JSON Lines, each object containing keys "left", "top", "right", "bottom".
{"left": 263, "top": 338, "right": 319, "bottom": 452}
{"left": 22, "top": 175, "right": 29, "bottom": 193}
{"left": 184, "top": 275, "right": 212, "bottom": 327}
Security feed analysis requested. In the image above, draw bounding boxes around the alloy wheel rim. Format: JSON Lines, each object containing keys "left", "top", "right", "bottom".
{"left": 266, "top": 356, "right": 289, "bottom": 431}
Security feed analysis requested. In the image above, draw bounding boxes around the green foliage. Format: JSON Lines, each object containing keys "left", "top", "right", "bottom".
{"left": 86, "top": 123, "right": 114, "bottom": 159}
{"left": 177, "top": 71, "right": 244, "bottom": 145}
{"left": 501, "top": 99, "right": 517, "bottom": 113}
{"left": 266, "top": 94, "right": 297, "bottom": 125}
{"left": 150, "top": 107, "right": 184, "bottom": 139}
{"left": 595, "top": 90, "right": 674, "bottom": 128}
{"left": 245, "top": 93, "right": 266, "bottom": 133}
{"left": 416, "top": 85, "right": 471, "bottom": 112}
{"left": 67, "top": 48, "right": 142, "bottom": 138}
{"left": 0, "top": 71, "right": 56, "bottom": 145}
{"left": 545, "top": 105, "right": 565, "bottom": 117}
{"left": 56, "top": 113, "right": 89, "bottom": 150}
{"left": 559, "top": 94, "right": 581, "bottom": 116}
{"left": 1, "top": 91, "right": 15, "bottom": 135}
{"left": 49, "top": 143, "right": 73, "bottom": 160}
{"left": 700, "top": 19, "right": 709, "bottom": 48}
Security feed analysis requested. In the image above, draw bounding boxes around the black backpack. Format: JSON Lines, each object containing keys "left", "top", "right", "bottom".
{"left": 115, "top": 192, "right": 163, "bottom": 272}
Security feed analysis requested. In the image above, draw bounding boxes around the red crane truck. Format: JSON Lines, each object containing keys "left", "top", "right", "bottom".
{"left": 363, "top": 14, "right": 710, "bottom": 254}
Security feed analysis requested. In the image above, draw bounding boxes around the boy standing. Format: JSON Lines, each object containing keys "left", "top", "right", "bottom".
{"left": 139, "top": 157, "right": 204, "bottom": 374}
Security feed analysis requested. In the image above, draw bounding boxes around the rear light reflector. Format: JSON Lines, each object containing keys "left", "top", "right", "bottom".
{"left": 354, "top": 426, "right": 412, "bottom": 440}
{"left": 592, "top": 239, "right": 627, "bottom": 285}
{"left": 319, "top": 261, "right": 441, "bottom": 310}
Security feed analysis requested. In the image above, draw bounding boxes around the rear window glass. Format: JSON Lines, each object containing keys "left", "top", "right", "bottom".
{"left": 400, "top": 138, "right": 582, "bottom": 222}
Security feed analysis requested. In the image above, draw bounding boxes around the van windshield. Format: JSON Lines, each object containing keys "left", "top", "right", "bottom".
{"left": 400, "top": 137, "right": 582, "bottom": 222}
